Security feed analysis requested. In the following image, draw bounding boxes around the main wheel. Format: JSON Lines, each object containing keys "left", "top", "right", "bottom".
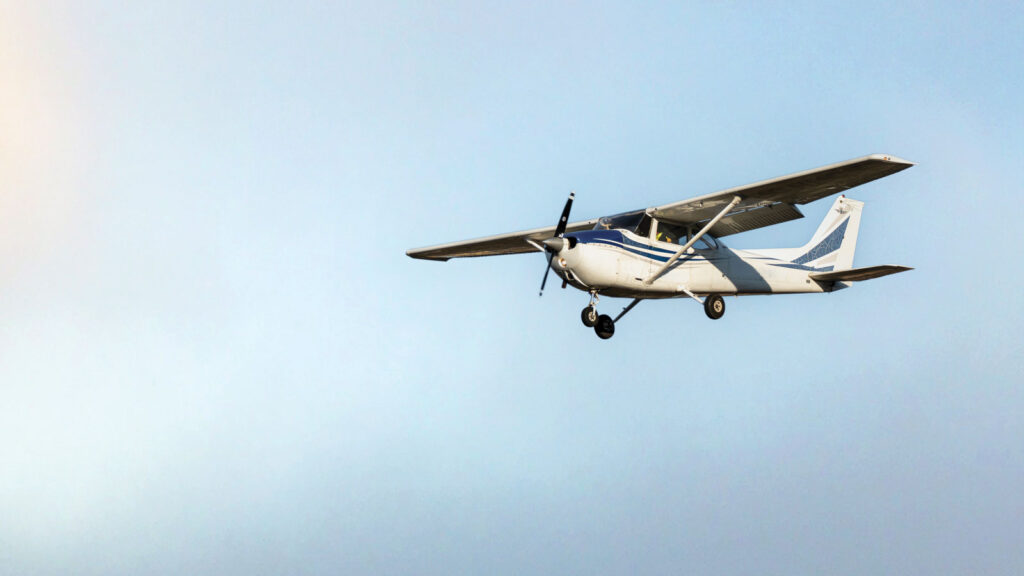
{"left": 594, "top": 314, "right": 615, "bottom": 339}
{"left": 704, "top": 294, "right": 725, "bottom": 320}
{"left": 581, "top": 306, "right": 598, "bottom": 327}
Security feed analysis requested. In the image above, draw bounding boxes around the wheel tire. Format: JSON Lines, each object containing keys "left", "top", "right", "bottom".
{"left": 594, "top": 314, "right": 615, "bottom": 339}
{"left": 581, "top": 306, "right": 598, "bottom": 327}
{"left": 704, "top": 294, "right": 725, "bottom": 320}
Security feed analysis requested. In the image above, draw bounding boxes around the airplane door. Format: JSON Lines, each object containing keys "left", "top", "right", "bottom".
{"left": 627, "top": 217, "right": 655, "bottom": 290}
{"left": 695, "top": 237, "right": 731, "bottom": 292}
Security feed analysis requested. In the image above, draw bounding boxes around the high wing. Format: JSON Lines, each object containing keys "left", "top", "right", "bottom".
{"left": 407, "top": 154, "right": 913, "bottom": 261}
{"left": 650, "top": 154, "right": 914, "bottom": 236}
{"left": 406, "top": 218, "right": 599, "bottom": 261}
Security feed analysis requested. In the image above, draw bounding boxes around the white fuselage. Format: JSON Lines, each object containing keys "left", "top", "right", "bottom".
{"left": 553, "top": 229, "right": 837, "bottom": 299}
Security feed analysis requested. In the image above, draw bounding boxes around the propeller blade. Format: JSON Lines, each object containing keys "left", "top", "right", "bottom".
{"left": 539, "top": 191, "right": 575, "bottom": 297}
{"left": 554, "top": 191, "right": 575, "bottom": 237}
{"left": 539, "top": 253, "right": 555, "bottom": 296}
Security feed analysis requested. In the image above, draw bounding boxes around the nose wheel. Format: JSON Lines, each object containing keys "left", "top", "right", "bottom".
{"left": 581, "top": 306, "right": 598, "bottom": 327}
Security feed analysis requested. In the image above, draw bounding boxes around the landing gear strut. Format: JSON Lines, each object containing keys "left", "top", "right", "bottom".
{"left": 581, "top": 291, "right": 600, "bottom": 328}
{"left": 704, "top": 294, "right": 725, "bottom": 320}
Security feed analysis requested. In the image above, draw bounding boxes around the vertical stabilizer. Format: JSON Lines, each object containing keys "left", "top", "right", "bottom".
{"left": 791, "top": 196, "right": 863, "bottom": 271}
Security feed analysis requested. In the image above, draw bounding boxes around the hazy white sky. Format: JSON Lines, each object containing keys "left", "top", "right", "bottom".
{"left": 2, "top": 2, "right": 1022, "bottom": 574}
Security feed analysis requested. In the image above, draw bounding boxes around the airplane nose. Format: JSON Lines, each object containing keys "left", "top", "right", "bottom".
{"left": 542, "top": 237, "right": 565, "bottom": 252}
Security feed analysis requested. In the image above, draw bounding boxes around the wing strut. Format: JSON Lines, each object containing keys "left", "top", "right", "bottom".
{"left": 613, "top": 298, "right": 643, "bottom": 323}
{"left": 524, "top": 239, "right": 547, "bottom": 254}
{"left": 644, "top": 195, "right": 741, "bottom": 285}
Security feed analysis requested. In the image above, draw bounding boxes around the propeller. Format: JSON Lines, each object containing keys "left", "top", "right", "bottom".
{"left": 539, "top": 191, "right": 575, "bottom": 296}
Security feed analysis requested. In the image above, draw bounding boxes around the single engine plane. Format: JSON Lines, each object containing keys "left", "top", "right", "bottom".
{"left": 407, "top": 154, "right": 914, "bottom": 339}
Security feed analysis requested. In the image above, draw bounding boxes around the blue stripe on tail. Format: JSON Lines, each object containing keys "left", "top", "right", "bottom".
{"left": 792, "top": 218, "right": 849, "bottom": 265}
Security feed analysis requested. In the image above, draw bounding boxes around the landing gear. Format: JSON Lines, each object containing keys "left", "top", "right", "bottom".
{"left": 582, "top": 291, "right": 601, "bottom": 328}
{"left": 581, "top": 292, "right": 639, "bottom": 339}
{"left": 581, "top": 306, "right": 598, "bottom": 327}
{"left": 704, "top": 294, "right": 725, "bottom": 320}
{"left": 594, "top": 314, "right": 615, "bottom": 339}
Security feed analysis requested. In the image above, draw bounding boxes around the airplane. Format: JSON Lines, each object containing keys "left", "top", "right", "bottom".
{"left": 407, "top": 154, "right": 914, "bottom": 339}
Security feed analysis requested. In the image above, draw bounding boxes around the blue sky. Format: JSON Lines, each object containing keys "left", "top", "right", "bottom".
{"left": 2, "top": 2, "right": 1022, "bottom": 574}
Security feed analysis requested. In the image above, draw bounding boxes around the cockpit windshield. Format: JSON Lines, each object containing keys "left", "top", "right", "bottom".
{"left": 593, "top": 210, "right": 646, "bottom": 233}
{"left": 592, "top": 211, "right": 722, "bottom": 248}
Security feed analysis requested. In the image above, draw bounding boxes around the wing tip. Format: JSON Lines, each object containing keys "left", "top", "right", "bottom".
{"left": 406, "top": 248, "right": 450, "bottom": 262}
{"left": 867, "top": 153, "right": 915, "bottom": 166}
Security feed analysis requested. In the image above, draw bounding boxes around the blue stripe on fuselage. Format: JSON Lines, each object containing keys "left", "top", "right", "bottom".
{"left": 568, "top": 230, "right": 718, "bottom": 264}
{"left": 572, "top": 230, "right": 676, "bottom": 255}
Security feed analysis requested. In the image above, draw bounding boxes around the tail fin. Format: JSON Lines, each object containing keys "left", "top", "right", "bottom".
{"left": 791, "top": 196, "right": 862, "bottom": 271}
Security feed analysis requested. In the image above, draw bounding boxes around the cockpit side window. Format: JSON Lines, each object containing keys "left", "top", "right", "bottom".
{"left": 654, "top": 221, "right": 686, "bottom": 244}
{"left": 655, "top": 227, "right": 678, "bottom": 244}
{"left": 652, "top": 220, "right": 720, "bottom": 249}
{"left": 695, "top": 235, "right": 718, "bottom": 249}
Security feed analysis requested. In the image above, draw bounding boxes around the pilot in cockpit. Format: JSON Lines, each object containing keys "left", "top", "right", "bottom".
{"left": 656, "top": 229, "right": 677, "bottom": 244}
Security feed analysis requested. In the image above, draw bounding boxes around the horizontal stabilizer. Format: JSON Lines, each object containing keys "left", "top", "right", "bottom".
{"left": 809, "top": 265, "right": 913, "bottom": 282}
